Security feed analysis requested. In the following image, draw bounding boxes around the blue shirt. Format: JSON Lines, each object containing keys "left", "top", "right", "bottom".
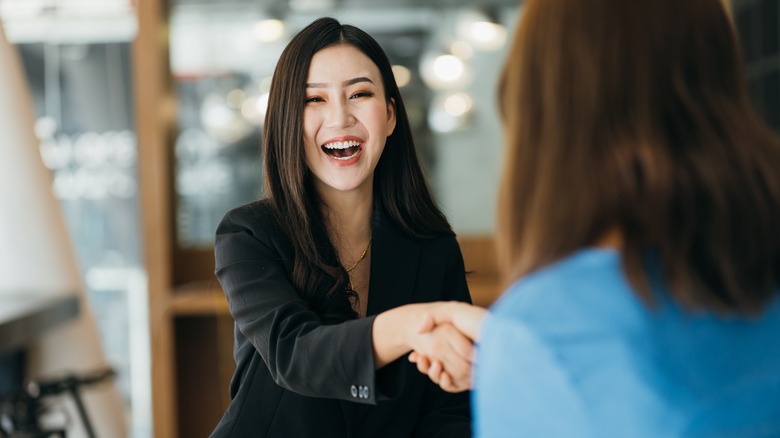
{"left": 474, "top": 249, "right": 780, "bottom": 437}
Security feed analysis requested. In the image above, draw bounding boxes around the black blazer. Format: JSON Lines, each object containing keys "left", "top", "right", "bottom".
{"left": 210, "top": 200, "right": 472, "bottom": 438}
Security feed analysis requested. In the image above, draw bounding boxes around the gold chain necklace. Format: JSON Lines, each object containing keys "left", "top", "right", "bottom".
{"left": 345, "top": 238, "right": 372, "bottom": 273}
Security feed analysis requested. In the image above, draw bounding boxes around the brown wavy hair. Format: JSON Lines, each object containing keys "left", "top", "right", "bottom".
{"left": 497, "top": 0, "right": 780, "bottom": 313}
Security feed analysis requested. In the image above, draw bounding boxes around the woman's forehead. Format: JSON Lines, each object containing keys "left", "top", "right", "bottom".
{"left": 307, "top": 45, "right": 382, "bottom": 83}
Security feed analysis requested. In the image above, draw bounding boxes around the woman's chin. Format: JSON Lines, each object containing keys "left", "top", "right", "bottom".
{"left": 314, "top": 176, "right": 373, "bottom": 196}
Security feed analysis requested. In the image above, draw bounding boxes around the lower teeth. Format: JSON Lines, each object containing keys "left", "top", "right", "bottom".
{"left": 325, "top": 146, "right": 360, "bottom": 160}
{"left": 333, "top": 151, "right": 357, "bottom": 160}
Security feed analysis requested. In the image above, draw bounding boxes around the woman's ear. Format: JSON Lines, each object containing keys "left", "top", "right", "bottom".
{"left": 386, "top": 97, "right": 397, "bottom": 136}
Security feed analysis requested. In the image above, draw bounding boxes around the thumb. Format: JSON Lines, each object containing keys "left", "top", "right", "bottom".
{"left": 417, "top": 312, "right": 436, "bottom": 334}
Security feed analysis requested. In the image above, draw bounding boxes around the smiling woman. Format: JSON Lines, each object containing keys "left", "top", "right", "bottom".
{"left": 303, "top": 45, "right": 396, "bottom": 196}
{"left": 210, "top": 17, "right": 476, "bottom": 438}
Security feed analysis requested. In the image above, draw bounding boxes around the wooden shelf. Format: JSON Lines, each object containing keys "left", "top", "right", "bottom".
{"left": 458, "top": 236, "right": 503, "bottom": 307}
{"left": 468, "top": 277, "right": 504, "bottom": 308}
{"left": 169, "top": 283, "right": 229, "bottom": 316}
{"left": 166, "top": 271, "right": 500, "bottom": 311}
{"left": 173, "top": 312, "right": 234, "bottom": 437}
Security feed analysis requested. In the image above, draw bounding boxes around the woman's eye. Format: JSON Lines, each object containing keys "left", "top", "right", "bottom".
{"left": 350, "top": 91, "right": 373, "bottom": 99}
{"left": 305, "top": 96, "right": 324, "bottom": 103}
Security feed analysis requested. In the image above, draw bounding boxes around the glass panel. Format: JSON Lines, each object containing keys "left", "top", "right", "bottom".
{"left": 170, "top": 4, "right": 268, "bottom": 248}
{"left": 173, "top": 73, "right": 263, "bottom": 248}
{"left": 168, "top": 0, "right": 521, "bottom": 243}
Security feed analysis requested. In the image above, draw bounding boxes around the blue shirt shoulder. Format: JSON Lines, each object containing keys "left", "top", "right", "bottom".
{"left": 474, "top": 249, "right": 780, "bottom": 438}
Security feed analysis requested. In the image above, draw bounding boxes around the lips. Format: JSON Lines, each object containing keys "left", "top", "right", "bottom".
{"left": 321, "top": 138, "right": 363, "bottom": 161}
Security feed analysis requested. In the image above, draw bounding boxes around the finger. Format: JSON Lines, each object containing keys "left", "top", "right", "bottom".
{"left": 439, "top": 371, "right": 453, "bottom": 391}
{"left": 428, "top": 360, "right": 443, "bottom": 384}
{"left": 447, "top": 326, "right": 474, "bottom": 363}
{"left": 440, "top": 358, "right": 470, "bottom": 388}
{"left": 454, "top": 370, "right": 472, "bottom": 391}
{"left": 417, "top": 326, "right": 471, "bottom": 382}
{"left": 441, "top": 371, "right": 465, "bottom": 393}
{"left": 441, "top": 372, "right": 470, "bottom": 393}
{"left": 429, "top": 325, "right": 473, "bottom": 376}
{"left": 427, "top": 303, "right": 454, "bottom": 330}
{"left": 408, "top": 351, "right": 418, "bottom": 363}
{"left": 432, "top": 303, "right": 487, "bottom": 341}
{"left": 439, "top": 371, "right": 467, "bottom": 393}
{"left": 455, "top": 305, "right": 488, "bottom": 341}
{"left": 416, "top": 355, "right": 431, "bottom": 375}
{"left": 440, "top": 324, "right": 475, "bottom": 362}
{"left": 436, "top": 349, "right": 471, "bottom": 385}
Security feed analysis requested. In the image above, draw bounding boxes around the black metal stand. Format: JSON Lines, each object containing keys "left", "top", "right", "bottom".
{"left": 0, "top": 368, "right": 115, "bottom": 438}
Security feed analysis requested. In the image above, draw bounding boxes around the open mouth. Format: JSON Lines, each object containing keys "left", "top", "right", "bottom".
{"left": 321, "top": 140, "right": 362, "bottom": 160}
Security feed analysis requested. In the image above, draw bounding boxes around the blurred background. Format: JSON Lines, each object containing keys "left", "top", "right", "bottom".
{"left": 0, "top": 0, "right": 773, "bottom": 436}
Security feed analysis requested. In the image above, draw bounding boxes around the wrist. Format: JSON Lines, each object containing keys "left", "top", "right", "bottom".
{"left": 373, "top": 305, "right": 417, "bottom": 368}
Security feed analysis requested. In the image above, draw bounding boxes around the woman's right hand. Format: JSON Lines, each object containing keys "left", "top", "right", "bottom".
{"left": 408, "top": 302, "right": 488, "bottom": 392}
{"left": 418, "top": 302, "right": 487, "bottom": 341}
{"left": 407, "top": 320, "right": 474, "bottom": 392}
{"left": 372, "top": 302, "right": 483, "bottom": 391}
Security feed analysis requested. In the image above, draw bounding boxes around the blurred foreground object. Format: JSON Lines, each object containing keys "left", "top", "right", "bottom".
{"left": 0, "top": 21, "right": 127, "bottom": 438}
{"left": 0, "top": 367, "right": 116, "bottom": 437}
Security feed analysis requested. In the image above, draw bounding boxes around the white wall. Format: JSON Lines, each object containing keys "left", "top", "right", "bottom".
{"left": 433, "top": 7, "right": 518, "bottom": 236}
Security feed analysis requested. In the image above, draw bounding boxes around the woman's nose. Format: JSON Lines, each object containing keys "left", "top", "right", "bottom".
{"left": 324, "top": 98, "right": 354, "bottom": 128}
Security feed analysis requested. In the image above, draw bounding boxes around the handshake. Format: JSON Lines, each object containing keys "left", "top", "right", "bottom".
{"left": 407, "top": 302, "right": 488, "bottom": 393}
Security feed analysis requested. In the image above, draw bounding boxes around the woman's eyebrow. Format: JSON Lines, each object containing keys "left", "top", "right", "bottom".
{"left": 306, "top": 76, "right": 375, "bottom": 88}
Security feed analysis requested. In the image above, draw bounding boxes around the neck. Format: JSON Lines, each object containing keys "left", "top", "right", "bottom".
{"left": 318, "top": 184, "right": 373, "bottom": 247}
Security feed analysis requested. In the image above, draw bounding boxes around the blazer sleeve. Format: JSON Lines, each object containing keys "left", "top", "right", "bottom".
{"left": 413, "top": 237, "right": 473, "bottom": 437}
{"left": 215, "top": 206, "right": 381, "bottom": 404}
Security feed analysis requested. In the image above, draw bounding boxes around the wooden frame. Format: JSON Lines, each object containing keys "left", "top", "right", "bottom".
{"left": 133, "top": 0, "right": 176, "bottom": 435}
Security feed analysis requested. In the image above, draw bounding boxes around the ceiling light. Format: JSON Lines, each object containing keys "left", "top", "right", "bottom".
{"left": 457, "top": 9, "right": 508, "bottom": 51}
{"left": 428, "top": 91, "right": 475, "bottom": 133}
{"left": 433, "top": 55, "right": 464, "bottom": 82}
{"left": 467, "top": 21, "right": 507, "bottom": 51}
{"left": 254, "top": 19, "right": 285, "bottom": 43}
{"left": 450, "top": 40, "right": 474, "bottom": 60}
{"left": 392, "top": 65, "right": 412, "bottom": 88}
{"left": 443, "top": 92, "right": 473, "bottom": 117}
{"left": 420, "top": 51, "right": 471, "bottom": 89}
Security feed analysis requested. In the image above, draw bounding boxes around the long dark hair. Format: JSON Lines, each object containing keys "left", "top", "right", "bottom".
{"left": 497, "top": 0, "right": 780, "bottom": 313}
{"left": 263, "top": 17, "right": 452, "bottom": 319}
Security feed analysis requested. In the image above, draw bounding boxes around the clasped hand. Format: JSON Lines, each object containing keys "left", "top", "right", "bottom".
{"left": 407, "top": 302, "right": 487, "bottom": 393}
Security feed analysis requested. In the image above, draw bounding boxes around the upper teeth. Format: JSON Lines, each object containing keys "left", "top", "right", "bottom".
{"left": 324, "top": 140, "right": 360, "bottom": 150}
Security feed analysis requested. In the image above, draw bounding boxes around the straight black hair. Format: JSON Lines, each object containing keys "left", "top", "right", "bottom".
{"left": 263, "top": 17, "right": 452, "bottom": 320}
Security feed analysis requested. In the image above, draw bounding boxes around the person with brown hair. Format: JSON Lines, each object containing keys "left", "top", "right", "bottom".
{"left": 211, "top": 17, "right": 473, "bottom": 438}
{"left": 413, "top": 0, "right": 780, "bottom": 435}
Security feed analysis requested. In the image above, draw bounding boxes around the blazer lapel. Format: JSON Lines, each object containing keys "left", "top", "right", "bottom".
{"left": 340, "top": 206, "right": 421, "bottom": 433}
{"left": 366, "top": 210, "right": 420, "bottom": 316}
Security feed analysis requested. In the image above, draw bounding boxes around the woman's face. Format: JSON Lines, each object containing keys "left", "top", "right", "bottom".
{"left": 303, "top": 44, "right": 396, "bottom": 197}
